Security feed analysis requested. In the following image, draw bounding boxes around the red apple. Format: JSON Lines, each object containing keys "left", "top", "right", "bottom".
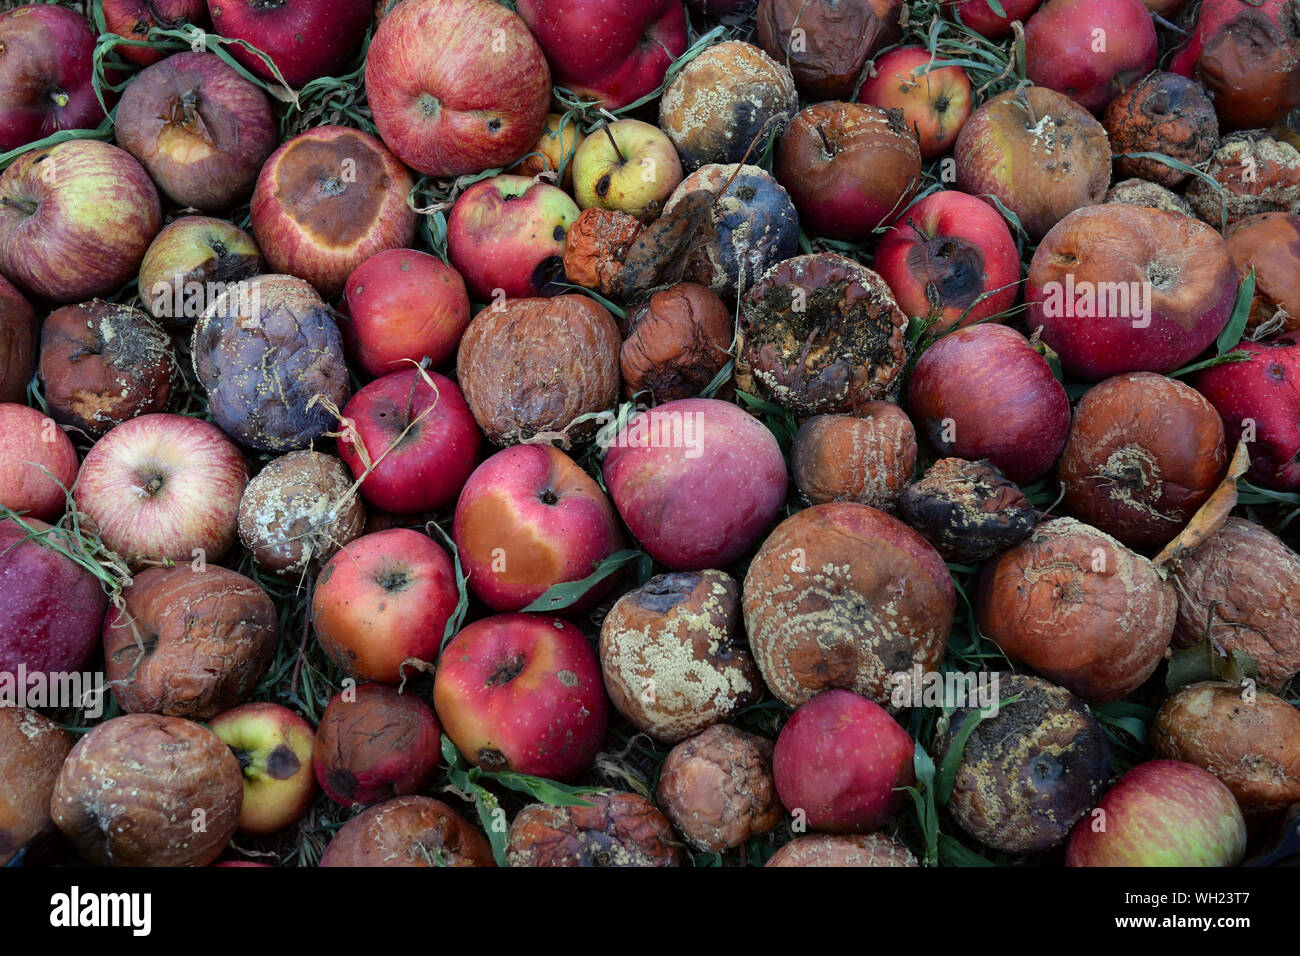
{"left": 365, "top": 0, "right": 551, "bottom": 177}
{"left": 857, "top": 46, "right": 973, "bottom": 159}
{"left": 342, "top": 249, "right": 471, "bottom": 377}
{"left": 336, "top": 368, "right": 482, "bottom": 514}
{"left": 0, "top": 516, "right": 108, "bottom": 683}
{"left": 453, "top": 444, "right": 625, "bottom": 613}
{"left": 103, "top": 0, "right": 207, "bottom": 67}
{"left": 0, "top": 404, "right": 76, "bottom": 521}
{"left": 1066, "top": 760, "right": 1246, "bottom": 866}
{"left": 312, "top": 528, "right": 460, "bottom": 684}
{"left": 602, "top": 398, "right": 789, "bottom": 571}
{"left": 209, "top": 702, "right": 318, "bottom": 835}
{"left": 0, "top": 140, "right": 162, "bottom": 303}
{"left": 772, "top": 689, "right": 915, "bottom": 833}
{"left": 945, "top": 0, "right": 1043, "bottom": 38}
{"left": 207, "top": 0, "right": 372, "bottom": 88}
{"left": 446, "top": 175, "right": 579, "bottom": 301}
{"left": 0, "top": 5, "right": 104, "bottom": 152}
{"left": 874, "top": 190, "right": 1021, "bottom": 333}
{"left": 250, "top": 125, "right": 417, "bottom": 297}
{"left": 433, "top": 613, "right": 608, "bottom": 780}
{"left": 1025, "top": 0, "right": 1158, "bottom": 114}
{"left": 73, "top": 413, "right": 249, "bottom": 568}
{"left": 1026, "top": 204, "right": 1238, "bottom": 380}
{"left": 312, "top": 683, "right": 442, "bottom": 806}
{"left": 907, "top": 324, "right": 1071, "bottom": 483}
{"left": 774, "top": 101, "right": 921, "bottom": 241}
{"left": 516, "top": 0, "right": 688, "bottom": 110}
{"left": 1194, "top": 333, "right": 1300, "bottom": 491}
{"left": 114, "top": 51, "right": 277, "bottom": 212}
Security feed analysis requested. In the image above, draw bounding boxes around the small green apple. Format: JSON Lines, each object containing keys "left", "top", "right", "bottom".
{"left": 573, "top": 118, "right": 683, "bottom": 219}
{"left": 209, "top": 702, "right": 318, "bottom": 836}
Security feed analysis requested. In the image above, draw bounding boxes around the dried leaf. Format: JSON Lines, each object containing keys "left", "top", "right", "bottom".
{"left": 1154, "top": 439, "right": 1251, "bottom": 569}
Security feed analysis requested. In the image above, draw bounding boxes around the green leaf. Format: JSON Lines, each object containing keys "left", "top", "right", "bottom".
{"left": 520, "top": 549, "right": 643, "bottom": 613}
{"left": 939, "top": 833, "right": 997, "bottom": 866}
{"left": 986, "top": 0, "right": 1007, "bottom": 16}
{"left": 481, "top": 772, "right": 599, "bottom": 807}
{"left": 425, "top": 522, "right": 470, "bottom": 652}
{"left": 934, "top": 692, "right": 1023, "bottom": 806}
{"left": 1168, "top": 350, "right": 1253, "bottom": 378}
{"left": 1165, "top": 638, "right": 1259, "bottom": 694}
{"left": 471, "top": 785, "right": 509, "bottom": 867}
{"left": 1216, "top": 270, "right": 1257, "bottom": 356}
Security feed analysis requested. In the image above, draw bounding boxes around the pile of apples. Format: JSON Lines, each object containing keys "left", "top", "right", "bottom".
{"left": 1, "top": 0, "right": 1299, "bottom": 869}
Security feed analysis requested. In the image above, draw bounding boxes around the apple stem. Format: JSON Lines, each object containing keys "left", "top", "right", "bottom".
{"left": 906, "top": 217, "right": 929, "bottom": 243}
{"left": 1014, "top": 87, "right": 1038, "bottom": 128}
{"left": 600, "top": 123, "right": 627, "bottom": 165}
{"left": 0, "top": 196, "right": 38, "bottom": 216}
{"left": 815, "top": 124, "right": 834, "bottom": 157}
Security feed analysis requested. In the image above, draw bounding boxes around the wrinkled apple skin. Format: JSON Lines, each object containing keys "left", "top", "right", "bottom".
{"left": 453, "top": 444, "right": 625, "bottom": 613}
{"left": 772, "top": 689, "right": 915, "bottom": 833}
{"left": 1066, "top": 760, "right": 1247, "bottom": 866}
{"left": 602, "top": 398, "right": 789, "bottom": 571}
{"left": 0, "top": 5, "right": 104, "bottom": 153}
{"left": 1194, "top": 332, "right": 1300, "bottom": 490}
{"left": 0, "top": 517, "right": 107, "bottom": 681}
{"left": 433, "top": 613, "right": 609, "bottom": 781}
{"left": 1024, "top": 0, "right": 1158, "bottom": 114}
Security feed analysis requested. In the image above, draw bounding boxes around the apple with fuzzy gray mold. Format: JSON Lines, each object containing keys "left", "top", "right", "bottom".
{"left": 72, "top": 413, "right": 248, "bottom": 568}
{"left": 0, "top": 140, "right": 161, "bottom": 303}
{"left": 446, "top": 175, "right": 579, "bottom": 301}
{"left": 0, "top": 404, "right": 77, "bottom": 521}
{"left": 453, "top": 444, "right": 625, "bottom": 613}
{"left": 250, "top": 125, "right": 416, "bottom": 297}
{"left": 1066, "top": 759, "right": 1246, "bottom": 866}
{"left": 0, "top": 5, "right": 104, "bottom": 152}
{"left": 1025, "top": 0, "right": 1158, "bottom": 114}
{"left": 433, "top": 613, "right": 609, "bottom": 781}
{"left": 602, "top": 398, "right": 788, "bottom": 571}
{"left": 312, "top": 528, "right": 460, "bottom": 684}
{"left": 138, "top": 216, "right": 262, "bottom": 326}
{"left": 365, "top": 0, "right": 550, "bottom": 177}
{"left": 573, "top": 119, "right": 683, "bottom": 220}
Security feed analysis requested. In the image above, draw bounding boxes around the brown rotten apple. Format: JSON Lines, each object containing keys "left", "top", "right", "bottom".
{"left": 896, "top": 458, "right": 1037, "bottom": 564}
{"left": 620, "top": 282, "right": 733, "bottom": 404}
{"left": 1102, "top": 72, "right": 1219, "bottom": 189}
{"left": 0, "top": 707, "right": 72, "bottom": 865}
{"left": 766, "top": 833, "right": 919, "bottom": 867}
{"left": 954, "top": 86, "right": 1110, "bottom": 241}
{"left": 977, "top": 517, "right": 1177, "bottom": 701}
{"left": 1224, "top": 213, "right": 1300, "bottom": 333}
{"left": 0, "top": 276, "right": 35, "bottom": 404}
{"left": 114, "top": 51, "right": 277, "bottom": 211}
{"left": 38, "top": 301, "right": 179, "bottom": 437}
{"left": 250, "top": 125, "right": 416, "bottom": 297}
{"left": 1026, "top": 204, "right": 1238, "bottom": 381}
{"left": 743, "top": 503, "right": 955, "bottom": 708}
{"left": 51, "top": 714, "right": 243, "bottom": 867}
{"left": 775, "top": 102, "right": 920, "bottom": 241}
{"left": 1186, "top": 133, "right": 1300, "bottom": 229}
{"left": 507, "top": 791, "right": 683, "bottom": 867}
{"left": 365, "top": 0, "right": 550, "bottom": 178}
{"left": 790, "top": 407, "right": 918, "bottom": 510}
{"left": 755, "top": 0, "right": 902, "bottom": 100}
{"left": 103, "top": 565, "right": 278, "bottom": 720}
{"left": 320, "top": 795, "right": 495, "bottom": 867}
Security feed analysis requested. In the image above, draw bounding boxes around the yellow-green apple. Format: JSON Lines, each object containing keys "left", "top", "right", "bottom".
{"left": 1066, "top": 759, "right": 1247, "bottom": 866}
{"left": 312, "top": 528, "right": 460, "bottom": 684}
{"left": 251, "top": 125, "right": 416, "bottom": 297}
{"left": 0, "top": 404, "right": 76, "bottom": 521}
{"left": 342, "top": 249, "right": 470, "bottom": 377}
{"left": 1195, "top": 333, "right": 1300, "bottom": 490}
{"left": 0, "top": 140, "right": 161, "bottom": 302}
{"left": 138, "top": 216, "right": 263, "bottom": 326}
{"left": 433, "top": 613, "right": 609, "bottom": 780}
{"left": 446, "top": 175, "right": 579, "bottom": 301}
{"left": 773, "top": 689, "right": 915, "bottom": 833}
{"left": 365, "top": 0, "right": 550, "bottom": 177}
{"left": 1025, "top": 0, "right": 1158, "bottom": 114}
{"left": 0, "top": 516, "right": 107, "bottom": 683}
{"left": 954, "top": 86, "right": 1111, "bottom": 240}
{"left": 209, "top": 702, "right": 318, "bottom": 835}
{"left": 516, "top": 0, "right": 688, "bottom": 110}
{"left": 336, "top": 368, "right": 482, "bottom": 514}
{"left": 874, "top": 190, "right": 1021, "bottom": 333}
{"left": 514, "top": 113, "right": 586, "bottom": 189}
{"left": 945, "top": 0, "right": 1043, "bottom": 37}
{"left": 0, "top": 275, "right": 35, "bottom": 403}
{"left": 906, "top": 324, "right": 1071, "bottom": 482}
{"left": 312, "top": 684, "right": 441, "bottom": 806}
{"left": 207, "top": 0, "right": 372, "bottom": 88}
{"left": 857, "top": 46, "right": 973, "bottom": 159}
{"left": 1026, "top": 204, "right": 1238, "bottom": 380}
{"left": 114, "top": 51, "right": 277, "bottom": 211}
{"left": 453, "top": 444, "right": 625, "bottom": 613}
{"left": 774, "top": 102, "right": 921, "bottom": 241}
{"left": 0, "top": 5, "right": 104, "bottom": 152}
{"left": 573, "top": 119, "right": 683, "bottom": 220}
{"left": 103, "top": 0, "right": 207, "bottom": 67}
{"left": 602, "top": 398, "right": 788, "bottom": 571}
{"left": 72, "top": 413, "right": 249, "bottom": 567}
